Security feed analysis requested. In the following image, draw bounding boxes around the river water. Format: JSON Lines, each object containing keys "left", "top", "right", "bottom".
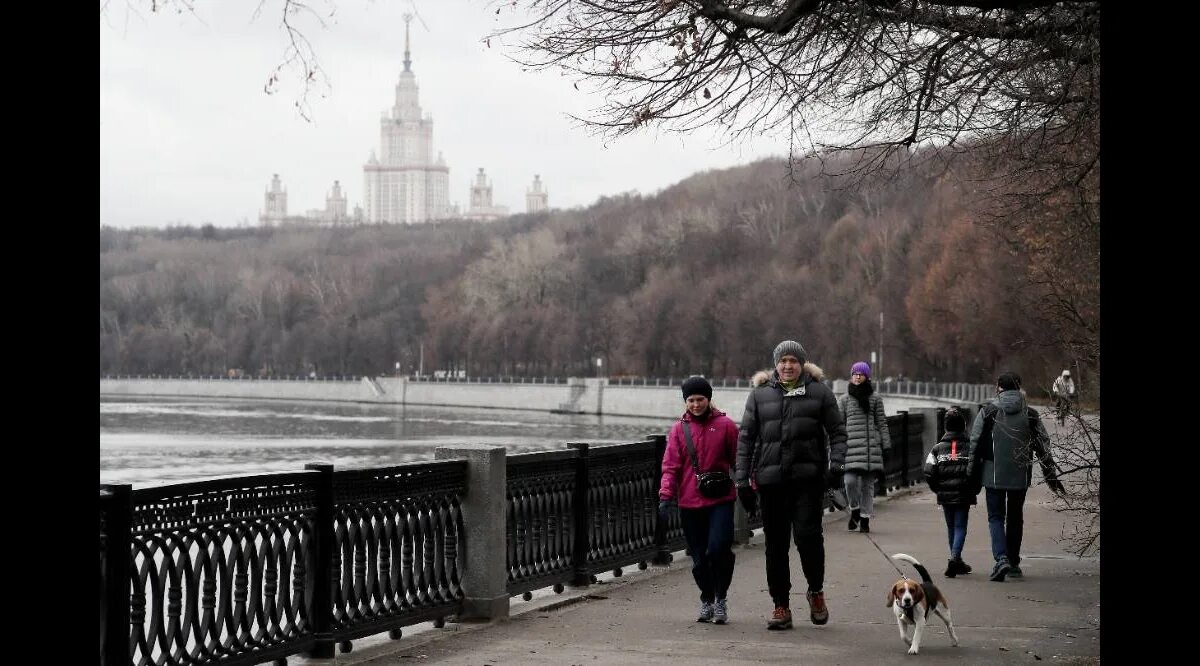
{"left": 100, "top": 396, "right": 676, "bottom": 487}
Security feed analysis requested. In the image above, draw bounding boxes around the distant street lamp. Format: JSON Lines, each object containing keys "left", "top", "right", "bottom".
{"left": 595, "top": 357, "right": 603, "bottom": 378}
{"left": 878, "top": 311, "right": 884, "bottom": 379}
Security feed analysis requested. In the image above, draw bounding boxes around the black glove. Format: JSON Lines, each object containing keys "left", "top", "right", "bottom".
{"left": 737, "top": 486, "right": 758, "bottom": 516}
{"left": 825, "top": 466, "right": 845, "bottom": 491}
{"left": 658, "top": 499, "right": 673, "bottom": 520}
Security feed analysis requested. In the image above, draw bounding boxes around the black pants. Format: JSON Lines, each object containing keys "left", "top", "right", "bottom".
{"left": 759, "top": 482, "right": 826, "bottom": 607}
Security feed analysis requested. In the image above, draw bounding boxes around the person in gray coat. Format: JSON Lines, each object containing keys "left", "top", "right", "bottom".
{"left": 735, "top": 340, "right": 848, "bottom": 630}
{"left": 968, "top": 372, "right": 1066, "bottom": 582}
{"left": 838, "top": 361, "right": 890, "bottom": 533}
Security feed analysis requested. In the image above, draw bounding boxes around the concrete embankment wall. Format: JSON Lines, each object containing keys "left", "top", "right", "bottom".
{"left": 100, "top": 377, "right": 967, "bottom": 420}
{"left": 100, "top": 377, "right": 376, "bottom": 402}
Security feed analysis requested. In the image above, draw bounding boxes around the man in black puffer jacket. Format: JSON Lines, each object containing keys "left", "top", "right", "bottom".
{"left": 923, "top": 407, "right": 981, "bottom": 578}
{"left": 735, "top": 340, "right": 848, "bottom": 631}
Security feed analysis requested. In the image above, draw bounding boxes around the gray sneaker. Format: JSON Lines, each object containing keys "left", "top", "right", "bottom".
{"left": 989, "top": 558, "right": 1011, "bottom": 582}
{"left": 697, "top": 600, "right": 714, "bottom": 622}
{"left": 1008, "top": 564, "right": 1023, "bottom": 578}
{"left": 713, "top": 598, "right": 728, "bottom": 624}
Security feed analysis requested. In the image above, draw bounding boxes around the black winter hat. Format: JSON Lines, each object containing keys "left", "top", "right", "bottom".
{"left": 944, "top": 408, "right": 966, "bottom": 433}
{"left": 681, "top": 375, "right": 713, "bottom": 400}
{"left": 997, "top": 372, "right": 1022, "bottom": 391}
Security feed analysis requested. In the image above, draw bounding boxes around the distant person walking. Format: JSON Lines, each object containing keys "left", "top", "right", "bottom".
{"left": 969, "top": 372, "right": 1066, "bottom": 582}
{"left": 1051, "top": 369, "right": 1076, "bottom": 425}
{"left": 839, "top": 361, "right": 890, "bottom": 534}
{"left": 659, "top": 376, "right": 740, "bottom": 624}
{"left": 735, "top": 340, "right": 848, "bottom": 630}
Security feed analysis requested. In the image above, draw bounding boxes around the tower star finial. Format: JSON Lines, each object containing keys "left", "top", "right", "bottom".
{"left": 403, "top": 13, "right": 413, "bottom": 72}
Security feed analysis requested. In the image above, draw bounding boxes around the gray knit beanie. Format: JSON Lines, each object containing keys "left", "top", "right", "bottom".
{"left": 772, "top": 340, "right": 807, "bottom": 365}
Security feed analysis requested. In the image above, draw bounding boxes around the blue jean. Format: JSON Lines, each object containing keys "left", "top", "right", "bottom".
{"left": 941, "top": 504, "right": 970, "bottom": 559}
{"left": 680, "top": 500, "right": 736, "bottom": 602}
{"left": 844, "top": 471, "right": 876, "bottom": 517}
{"left": 985, "top": 488, "right": 1027, "bottom": 565}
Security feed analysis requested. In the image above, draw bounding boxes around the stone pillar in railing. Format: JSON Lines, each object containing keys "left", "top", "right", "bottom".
{"left": 909, "top": 408, "right": 943, "bottom": 460}
{"left": 568, "top": 442, "right": 593, "bottom": 583}
{"left": 964, "top": 402, "right": 980, "bottom": 429}
{"left": 101, "top": 484, "right": 133, "bottom": 666}
{"left": 648, "top": 435, "right": 678, "bottom": 563}
{"left": 303, "top": 463, "right": 336, "bottom": 658}
{"left": 435, "top": 444, "right": 509, "bottom": 621}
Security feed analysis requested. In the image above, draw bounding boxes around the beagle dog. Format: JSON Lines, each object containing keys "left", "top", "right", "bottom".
{"left": 887, "top": 554, "right": 959, "bottom": 654}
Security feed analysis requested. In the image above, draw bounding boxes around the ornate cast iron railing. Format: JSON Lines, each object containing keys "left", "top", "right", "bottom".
{"left": 101, "top": 461, "right": 469, "bottom": 666}
{"left": 330, "top": 461, "right": 466, "bottom": 644}
{"left": 505, "top": 449, "right": 579, "bottom": 597}
{"left": 102, "top": 412, "right": 937, "bottom": 665}
{"left": 583, "top": 441, "right": 661, "bottom": 576}
{"left": 121, "top": 472, "right": 320, "bottom": 666}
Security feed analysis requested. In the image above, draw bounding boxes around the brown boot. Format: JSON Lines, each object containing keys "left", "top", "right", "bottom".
{"left": 767, "top": 605, "right": 793, "bottom": 630}
{"left": 807, "top": 590, "right": 829, "bottom": 625}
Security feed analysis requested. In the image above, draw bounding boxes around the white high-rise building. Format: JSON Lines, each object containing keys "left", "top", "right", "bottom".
{"left": 463, "top": 168, "right": 509, "bottom": 222}
{"left": 259, "top": 173, "right": 288, "bottom": 225}
{"left": 526, "top": 175, "right": 549, "bottom": 213}
{"left": 260, "top": 175, "right": 349, "bottom": 226}
{"left": 362, "top": 15, "right": 451, "bottom": 224}
{"left": 325, "top": 180, "right": 347, "bottom": 224}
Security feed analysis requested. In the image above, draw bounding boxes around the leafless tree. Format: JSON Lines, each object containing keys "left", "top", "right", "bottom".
{"left": 101, "top": 0, "right": 333, "bottom": 120}
{"left": 493, "top": 1, "right": 1098, "bottom": 181}
{"left": 495, "top": 0, "right": 1100, "bottom": 552}
{"left": 1047, "top": 410, "right": 1099, "bottom": 557}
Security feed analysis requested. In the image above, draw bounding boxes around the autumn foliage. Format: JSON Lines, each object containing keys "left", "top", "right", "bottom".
{"left": 100, "top": 153, "right": 1097, "bottom": 398}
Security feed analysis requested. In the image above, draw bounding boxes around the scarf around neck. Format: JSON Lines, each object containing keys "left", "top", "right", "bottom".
{"left": 847, "top": 378, "right": 873, "bottom": 412}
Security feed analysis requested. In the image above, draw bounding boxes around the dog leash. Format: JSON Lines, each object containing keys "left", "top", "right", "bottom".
{"left": 827, "top": 489, "right": 907, "bottom": 578}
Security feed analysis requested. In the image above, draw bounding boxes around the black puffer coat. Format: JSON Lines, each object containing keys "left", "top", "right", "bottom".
{"left": 735, "top": 363, "right": 848, "bottom": 488}
{"left": 923, "top": 430, "right": 980, "bottom": 505}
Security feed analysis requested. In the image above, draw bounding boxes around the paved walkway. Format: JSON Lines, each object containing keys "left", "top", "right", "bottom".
{"left": 301, "top": 480, "right": 1100, "bottom": 665}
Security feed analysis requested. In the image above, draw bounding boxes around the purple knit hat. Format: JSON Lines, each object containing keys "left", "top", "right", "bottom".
{"left": 850, "top": 361, "right": 871, "bottom": 378}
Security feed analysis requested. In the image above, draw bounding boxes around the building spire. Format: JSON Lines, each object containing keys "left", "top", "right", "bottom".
{"left": 403, "top": 13, "right": 413, "bottom": 72}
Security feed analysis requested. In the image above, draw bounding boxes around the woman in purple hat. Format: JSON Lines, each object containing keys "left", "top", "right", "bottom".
{"left": 838, "top": 361, "right": 891, "bottom": 533}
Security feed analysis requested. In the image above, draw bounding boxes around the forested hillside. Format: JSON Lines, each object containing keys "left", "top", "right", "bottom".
{"left": 100, "top": 153, "right": 1096, "bottom": 396}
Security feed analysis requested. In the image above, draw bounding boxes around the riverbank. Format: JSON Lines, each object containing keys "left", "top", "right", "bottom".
{"left": 100, "top": 376, "right": 971, "bottom": 421}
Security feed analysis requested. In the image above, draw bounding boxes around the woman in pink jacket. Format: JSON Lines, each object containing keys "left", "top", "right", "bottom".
{"left": 659, "top": 375, "right": 740, "bottom": 624}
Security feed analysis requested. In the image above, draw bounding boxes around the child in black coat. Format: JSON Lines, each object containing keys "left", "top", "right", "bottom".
{"left": 923, "top": 408, "right": 982, "bottom": 577}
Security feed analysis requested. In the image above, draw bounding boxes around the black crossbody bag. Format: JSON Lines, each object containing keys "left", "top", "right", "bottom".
{"left": 681, "top": 419, "right": 733, "bottom": 498}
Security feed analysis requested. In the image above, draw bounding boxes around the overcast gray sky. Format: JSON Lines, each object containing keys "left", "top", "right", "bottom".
{"left": 99, "top": 0, "right": 784, "bottom": 228}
